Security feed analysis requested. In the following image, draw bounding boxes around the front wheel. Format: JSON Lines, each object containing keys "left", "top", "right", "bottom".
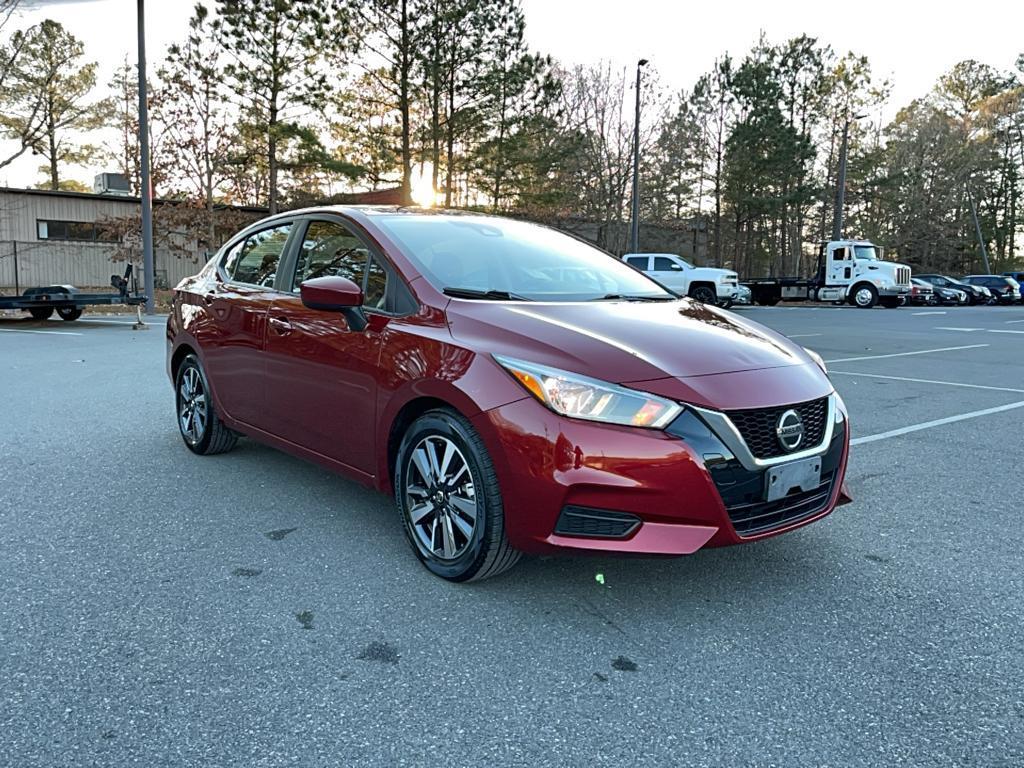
{"left": 689, "top": 285, "right": 717, "bottom": 304}
{"left": 29, "top": 307, "right": 53, "bottom": 320}
{"left": 395, "top": 409, "right": 520, "bottom": 582}
{"left": 880, "top": 297, "right": 901, "bottom": 309}
{"left": 175, "top": 354, "right": 237, "bottom": 455}
{"left": 851, "top": 284, "right": 878, "bottom": 309}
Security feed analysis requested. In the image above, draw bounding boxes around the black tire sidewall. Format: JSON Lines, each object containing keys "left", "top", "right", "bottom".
{"left": 395, "top": 411, "right": 494, "bottom": 582}
{"left": 175, "top": 355, "right": 214, "bottom": 454}
{"left": 691, "top": 286, "right": 716, "bottom": 304}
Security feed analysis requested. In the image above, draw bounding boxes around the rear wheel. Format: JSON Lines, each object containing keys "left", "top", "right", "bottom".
{"left": 880, "top": 297, "right": 901, "bottom": 309}
{"left": 175, "top": 354, "right": 237, "bottom": 455}
{"left": 395, "top": 409, "right": 520, "bottom": 582}
{"left": 29, "top": 307, "right": 53, "bottom": 320}
{"left": 57, "top": 306, "right": 83, "bottom": 321}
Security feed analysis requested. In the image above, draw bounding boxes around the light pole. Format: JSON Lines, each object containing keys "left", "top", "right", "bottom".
{"left": 831, "top": 112, "right": 867, "bottom": 241}
{"left": 629, "top": 58, "right": 648, "bottom": 254}
{"left": 137, "top": 0, "right": 154, "bottom": 316}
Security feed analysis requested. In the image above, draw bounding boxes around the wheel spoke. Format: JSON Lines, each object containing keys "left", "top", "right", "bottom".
{"left": 450, "top": 509, "right": 474, "bottom": 540}
{"left": 449, "top": 494, "right": 476, "bottom": 522}
{"left": 409, "top": 501, "right": 433, "bottom": 525}
{"left": 407, "top": 483, "right": 430, "bottom": 498}
{"left": 411, "top": 447, "right": 434, "bottom": 484}
{"left": 438, "top": 440, "right": 456, "bottom": 479}
{"left": 425, "top": 439, "right": 442, "bottom": 480}
{"left": 441, "top": 515, "right": 457, "bottom": 559}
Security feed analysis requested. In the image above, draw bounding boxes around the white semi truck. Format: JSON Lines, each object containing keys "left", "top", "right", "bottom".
{"left": 745, "top": 240, "right": 911, "bottom": 309}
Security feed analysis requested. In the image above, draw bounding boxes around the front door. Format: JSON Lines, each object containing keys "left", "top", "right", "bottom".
{"left": 262, "top": 218, "right": 389, "bottom": 476}
{"left": 827, "top": 246, "right": 851, "bottom": 285}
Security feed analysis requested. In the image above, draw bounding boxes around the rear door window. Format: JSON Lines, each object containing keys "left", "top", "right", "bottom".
{"left": 227, "top": 224, "right": 292, "bottom": 287}
{"left": 625, "top": 256, "right": 649, "bottom": 270}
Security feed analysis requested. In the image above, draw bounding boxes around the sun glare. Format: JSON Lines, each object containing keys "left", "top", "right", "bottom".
{"left": 411, "top": 163, "right": 439, "bottom": 208}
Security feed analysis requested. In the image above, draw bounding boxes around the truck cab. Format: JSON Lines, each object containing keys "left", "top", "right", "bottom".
{"left": 815, "top": 240, "right": 911, "bottom": 308}
{"left": 623, "top": 253, "right": 739, "bottom": 306}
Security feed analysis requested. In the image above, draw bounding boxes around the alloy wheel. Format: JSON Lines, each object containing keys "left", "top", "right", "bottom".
{"left": 404, "top": 435, "right": 478, "bottom": 561}
{"left": 177, "top": 366, "right": 208, "bottom": 445}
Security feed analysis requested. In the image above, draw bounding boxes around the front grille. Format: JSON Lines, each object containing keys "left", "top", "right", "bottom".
{"left": 726, "top": 471, "right": 837, "bottom": 537}
{"left": 554, "top": 507, "right": 640, "bottom": 539}
{"left": 726, "top": 397, "right": 828, "bottom": 459}
{"left": 897, "top": 267, "right": 911, "bottom": 286}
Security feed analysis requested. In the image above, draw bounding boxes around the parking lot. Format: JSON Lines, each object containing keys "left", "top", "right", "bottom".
{"left": 2, "top": 303, "right": 1022, "bottom": 767}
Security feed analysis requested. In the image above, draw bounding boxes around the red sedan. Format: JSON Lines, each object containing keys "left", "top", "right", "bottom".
{"left": 166, "top": 208, "right": 851, "bottom": 581}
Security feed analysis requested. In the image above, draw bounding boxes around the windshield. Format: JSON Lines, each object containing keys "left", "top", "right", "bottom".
{"left": 374, "top": 215, "right": 675, "bottom": 301}
{"left": 853, "top": 245, "right": 878, "bottom": 260}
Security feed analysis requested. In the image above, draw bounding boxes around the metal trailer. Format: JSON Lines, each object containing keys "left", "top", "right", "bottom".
{"left": 0, "top": 265, "right": 147, "bottom": 321}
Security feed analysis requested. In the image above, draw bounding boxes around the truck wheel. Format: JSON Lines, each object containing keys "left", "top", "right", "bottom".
{"left": 29, "top": 307, "right": 53, "bottom": 320}
{"left": 851, "top": 284, "right": 878, "bottom": 309}
{"left": 718, "top": 299, "right": 733, "bottom": 309}
{"left": 880, "top": 297, "right": 901, "bottom": 309}
{"left": 757, "top": 298, "right": 780, "bottom": 306}
{"left": 57, "top": 307, "right": 83, "bottom": 321}
{"left": 689, "top": 285, "right": 717, "bottom": 305}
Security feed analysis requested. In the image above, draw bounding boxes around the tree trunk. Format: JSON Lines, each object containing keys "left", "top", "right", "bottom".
{"left": 399, "top": 0, "right": 412, "bottom": 205}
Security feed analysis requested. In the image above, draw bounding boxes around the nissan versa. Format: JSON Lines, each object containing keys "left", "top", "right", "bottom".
{"left": 166, "top": 208, "right": 852, "bottom": 581}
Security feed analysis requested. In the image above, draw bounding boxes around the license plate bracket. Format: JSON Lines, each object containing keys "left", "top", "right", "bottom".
{"left": 765, "top": 456, "right": 822, "bottom": 502}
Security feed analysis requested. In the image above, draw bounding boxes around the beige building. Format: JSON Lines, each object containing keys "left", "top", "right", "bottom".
{"left": 0, "top": 187, "right": 265, "bottom": 291}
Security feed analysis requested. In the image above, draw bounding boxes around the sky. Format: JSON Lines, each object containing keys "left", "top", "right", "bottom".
{"left": 1, "top": 0, "right": 1022, "bottom": 189}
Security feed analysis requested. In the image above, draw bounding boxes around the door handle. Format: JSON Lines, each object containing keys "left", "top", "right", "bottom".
{"left": 268, "top": 316, "right": 292, "bottom": 335}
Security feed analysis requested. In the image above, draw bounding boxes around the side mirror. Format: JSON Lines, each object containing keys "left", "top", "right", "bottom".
{"left": 299, "top": 276, "right": 367, "bottom": 331}
{"left": 671, "top": 264, "right": 683, "bottom": 271}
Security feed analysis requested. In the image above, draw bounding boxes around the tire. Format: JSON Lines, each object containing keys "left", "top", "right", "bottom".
{"left": 718, "top": 299, "right": 733, "bottom": 310}
{"left": 689, "top": 284, "right": 717, "bottom": 304}
{"left": 880, "top": 297, "right": 901, "bottom": 309}
{"left": 57, "top": 306, "right": 83, "bottom": 321}
{"left": 757, "top": 297, "right": 780, "bottom": 306}
{"left": 851, "top": 283, "right": 878, "bottom": 309}
{"left": 29, "top": 307, "right": 53, "bottom": 320}
{"left": 175, "top": 354, "right": 237, "bottom": 455}
{"left": 395, "top": 408, "right": 520, "bottom": 582}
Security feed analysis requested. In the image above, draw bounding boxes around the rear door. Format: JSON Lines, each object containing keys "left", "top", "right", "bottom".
{"left": 198, "top": 222, "right": 294, "bottom": 427}
{"left": 262, "top": 217, "right": 394, "bottom": 476}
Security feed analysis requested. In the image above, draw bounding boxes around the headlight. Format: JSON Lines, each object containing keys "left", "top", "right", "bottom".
{"left": 804, "top": 347, "right": 828, "bottom": 375}
{"left": 494, "top": 356, "right": 683, "bottom": 429}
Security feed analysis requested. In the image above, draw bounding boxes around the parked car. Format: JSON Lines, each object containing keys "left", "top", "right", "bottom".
{"left": 962, "top": 275, "right": 1021, "bottom": 304}
{"left": 167, "top": 208, "right": 850, "bottom": 582}
{"left": 735, "top": 284, "right": 752, "bottom": 305}
{"left": 906, "top": 278, "right": 935, "bottom": 306}
{"left": 915, "top": 274, "right": 991, "bottom": 305}
{"left": 1002, "top": 272, "right": 1024, "bottom": 301}
{"left": 623, "top": 252, "right": 739, "bottom": 307}
{"left": 932, "top": 284, "right": 969, "bottom": 306}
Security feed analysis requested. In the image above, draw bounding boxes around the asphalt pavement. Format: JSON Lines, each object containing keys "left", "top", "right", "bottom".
{"left": 1, "top": 304, "right": 1022, "bottom": 767}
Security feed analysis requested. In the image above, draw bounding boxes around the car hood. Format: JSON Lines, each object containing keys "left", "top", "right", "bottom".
{"left": 445, "top": 298, "right": 830, "bottom": 409}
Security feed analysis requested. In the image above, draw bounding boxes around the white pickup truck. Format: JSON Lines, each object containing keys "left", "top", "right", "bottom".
{"left": 623, "top": 253, "right": 739, "bottom": 306}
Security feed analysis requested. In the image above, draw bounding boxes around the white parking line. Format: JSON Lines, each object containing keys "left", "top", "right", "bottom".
{"left": 988, "top": 329, "right": 1024, "bottom": 335}
{"left": 851, "top": 400, "right": 1024, "bottom": 446}
{"left": 825, "top": 343, "right": 988, "bottom": 364}
{"left": 912, "top": 311, "right": 946, "bottom": 315}
{"left": 1006, "top": 319, "right": 1024, "bottom": 324}
{"left": 934, "top": 326, "right": 984, "bottom": 332}
{"left": 831, "top": 370, "right": 1024, "bottom": 394}
{"left": 787, "top": 333, "right": 822, "bottom": 338}
{"left": 0, "top": 328, "right": 83, "bottom": 336}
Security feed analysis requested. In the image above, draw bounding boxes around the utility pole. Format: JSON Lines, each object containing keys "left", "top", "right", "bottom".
{"left": 137, "top": 0, "right": 155, "bottom": 317}
{"left": 629, "top": 58, "right": 648, "bottom": 254}
{"left": 831, "top": 112, "right": 867, "bottom": 241}
{"left": 966, "top": 183, "right": 991, "bottom": 274}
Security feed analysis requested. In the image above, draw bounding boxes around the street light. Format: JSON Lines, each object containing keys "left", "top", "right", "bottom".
{"left": 629, "top": 58, "right": 648, "bottom": 254}
{"left": 831, "top": 111, "right": 867, "bottom": 241}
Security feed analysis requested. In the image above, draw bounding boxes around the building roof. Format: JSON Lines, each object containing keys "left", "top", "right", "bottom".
{"left": 0, "top": 186, "right": 269, "bottom": 214}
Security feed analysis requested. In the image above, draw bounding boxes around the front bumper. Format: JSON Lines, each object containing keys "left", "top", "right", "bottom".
{"left": 879, "top": 285, "right": 911, "bottom": 297}
{"left": 717, "top": 284, "right": 739, "bottom": 300}
{"left": 473, "top": 395, "right": 850, "bottom": 556}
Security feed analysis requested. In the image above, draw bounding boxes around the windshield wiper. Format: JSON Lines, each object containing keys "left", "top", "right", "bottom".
{"left": 588, "top": 293, "right": 677, "bottom": 302}
{"left": 442, "top": 287, "right": 532, "bottom": 301}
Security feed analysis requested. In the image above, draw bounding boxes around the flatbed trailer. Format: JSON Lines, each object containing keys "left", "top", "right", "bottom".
{"left": 0, "top": 265, "right": 147, "bottom": 321}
